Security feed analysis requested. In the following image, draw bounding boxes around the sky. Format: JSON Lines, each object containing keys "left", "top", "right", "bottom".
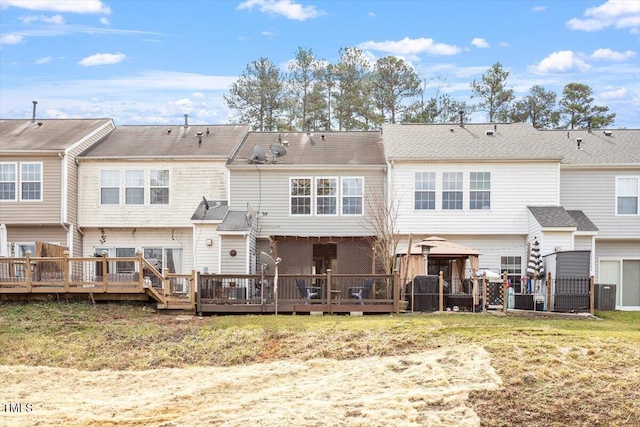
{"left": 0, "top": 0, "right": 639, "bottom": 128}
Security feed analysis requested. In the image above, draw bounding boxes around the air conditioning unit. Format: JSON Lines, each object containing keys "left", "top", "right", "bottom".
{"left": 595, "top": 284, "right": 616, "bottom": 310}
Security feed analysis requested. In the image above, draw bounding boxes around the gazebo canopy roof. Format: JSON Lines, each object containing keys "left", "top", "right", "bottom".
{"left": 397, "top": 236, "right": 481, "bottom": 257}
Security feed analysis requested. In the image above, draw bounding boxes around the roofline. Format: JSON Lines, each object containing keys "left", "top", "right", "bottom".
{"left": 0, "top": 150, "right": 64, "bottom": 156}
{"left": 217, "top": 230, "right": 249, "bottom": 235}
{"left": 227, "top": 164, "right": 386, "bottom": 170}
{"left": 77, "top": 156, "right": 231, "bottom": 161}
{"left": 64, "top": 119, "right": 114, "bottom": 155}
{"left": 561, "top": 164, "right": 640, "bottom": 170}
{"left": 387, "top": 157, "right": 562, "bottom": 163}
{"left": 574, "top": 231, "right": 598, "bottom": 236}
{"left": 540, "top": 226, "right": 578, "bottom": 232}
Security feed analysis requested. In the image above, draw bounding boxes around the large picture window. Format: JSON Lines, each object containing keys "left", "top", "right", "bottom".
{"left": 470, "top": 172, "right": 491, "bottom": 210}
{"left": 150, "top": 170, "right": 170, "bottom": 205}
{"left": 290, "top": 178, "right": 311, "bottom": 215}
{"left": 20, "top": 162, "right": 42, "bottom": 201}
{"left": 415, "top": 172, "right": 436, "bottom": 210}
{"left": 125, "top": 170, "right": 144, "bottom": 204}
{"left": 342, "top": 177, "right": 363, "bottom": 215}
{"left": 316, "top": 178, "right": 337, "bottom": 215}
{"left": 101, "top": 170, "right": 120, "bottom": 204}
{"left": 616, "top": 176, "right": 639, "bottom": 215}
{"left": 0, "top": 163, "right": 16, "bottom": 201}
{"left": 442, "top": 172, "right": 463, "bottom": 210}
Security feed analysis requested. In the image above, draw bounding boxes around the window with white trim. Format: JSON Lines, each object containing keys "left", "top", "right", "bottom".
{"left": 0, "top": 163, "right": 16, "bottom": 201}
{"left": 470, "top": 172, "right": 491, "bottom": 210}
{"left": 20, "top": 162, "right": 42, "bottom": 201}
{"left": 101, "top": 170, "right": 120, "bottom": 204}
{"left": 442, "top": 172, "right": 463, "bottom": 210}
{"left": 290, "top": 178, "right": 311, "bottom": 215}
{"left": 501, "top": 256, "right": 523, "bottom": 293}
{"left": 115, "top": 247, "right": 136, "bottom": 273}
{"left": 616, "top": 176, "right": 639, "bottom": 215}
{"left": 316, "top": 178, "right": 337, "bottom": 215}
{"left": 150, "top": 170, "right": 169, "bottom": 205}
{"left": 415, "top": 172, "right": 435, "bottom": 210}
{"left": 125, "top": 170, "right": 144, "bottom": 205}
{"left": 342, "top": 177, "right": 363, "bottom": 215}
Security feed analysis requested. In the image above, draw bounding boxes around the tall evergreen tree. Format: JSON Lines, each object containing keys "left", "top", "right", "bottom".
{"left": 508, "top": 85, "right": 559, "bottom": 129}
{"left": 559, "top": 83, "right": 615, "bottom": 129}
{"left": 332, "top": 47, "right": 371, "bottom": 131}
{"left": 371, "top": 56, "right": 421, "bottom": 124}
{"left": 470, "top": 62, "right": 514, "bottom": 122}
{"left": 287, "top": 47, "right": 322, "bottom": 130}
{"left": 224, "top": 57, "right": 284, "bottom": 131}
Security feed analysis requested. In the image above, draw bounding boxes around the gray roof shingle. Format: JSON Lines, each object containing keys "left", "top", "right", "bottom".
{"left": 528, "top": 206, "right": 578, "bottom": 228}
{"left": 217, "top": 211, "right": 251, "bottom": 232}
{"left": 190, "top": 200, "right": 229, "bottom": 221}
{"left": 567, "top": 210, "right": 599, "bottom": 232}
{"left": 539, "top": 129, "right": 640, "bottom": 165}
{"left": 0, "top": 119, "right": 112, "bottom": 152}
{"left": 80, "top": 124, "right": 249, "bottom": 158}
{"left": 228, "top": 131, "right": 385, "bottom": 166}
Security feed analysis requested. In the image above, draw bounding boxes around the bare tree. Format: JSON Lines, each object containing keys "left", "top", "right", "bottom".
{"left": 361, "top": 190, "right": 402, "bottom": 276}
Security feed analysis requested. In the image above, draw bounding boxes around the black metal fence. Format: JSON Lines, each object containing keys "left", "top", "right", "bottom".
{"left": 553, "top": 277, "right": 591, "bottom": 312}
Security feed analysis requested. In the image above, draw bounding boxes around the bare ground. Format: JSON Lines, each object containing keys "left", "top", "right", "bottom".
{"left": 1, "top": 345, "right": 501, "bottom": 427}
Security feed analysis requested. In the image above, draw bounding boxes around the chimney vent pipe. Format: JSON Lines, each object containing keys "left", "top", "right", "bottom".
{"left": 32, "top": 101, "right": 38, "bottom": 121}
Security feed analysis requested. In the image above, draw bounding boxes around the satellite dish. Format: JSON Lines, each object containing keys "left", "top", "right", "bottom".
{"left": 202, "top": 196, "right": 210, "bottom": 211}
{"left": 270, "top": 144, "right": 288, "bottom": 163}
{"left": 259, "top": 251, "right": 276, "bottom": 270}
{"left": 250, "top": 144, "right": 267, "bottom": 163}
{"left": 246, "top": 202, "right": 256, "bottom": 225}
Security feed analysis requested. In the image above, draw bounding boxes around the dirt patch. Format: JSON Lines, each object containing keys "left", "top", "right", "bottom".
{"left": 1, "top": 345, "right": 500, "bottom": 427}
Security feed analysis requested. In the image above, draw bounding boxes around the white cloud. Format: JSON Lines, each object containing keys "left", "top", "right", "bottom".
{"left": 261, "top": 30, "right": 276, "bottom": 36}
{"left": 590, "top": 48, "right": 636, "bottom": 61}
{"left": 34, "top": 56, "right": 52, "bottom": 64}
{"left": 78, "top": 52, "right": 126, "bottom": 66}
{"left": 566, "top": 0, "right": 640, "bottom": 32}
{"left": 100, "top": 17, "right": 110, "bottom": 26}
{"left": 192, "top": 92, "right": 206, "bottom": 99}
{"left": 1, "top": 0, "right": 111, "bottom": 14}
{"left": 368, "top": 12, "right": 375, "bottom": 17}
{"left": 357, "top": 37, "right": 460, "bottom": 61}
{"left": 531, "top": 6, "right": 547, "bottom": 12}
{"left": 531, "top": 50, "right": 592, "bottom": 73}
{"left": 599, "top": 87, "right": 628, "bottom": 100}
{"left": 471, "top": 38, "right": 490, "bottom": 48}
{"left": 499, "top": 42, "right": 510, "bottom": 47}
{"left": 237, "top": 0, "right": 325, "bottom": 21}
{"left": 19, "top": 14, "right": 65, "bottom": 24}
{"left": 0, "top": 34, "right": 24, "bottom": 45}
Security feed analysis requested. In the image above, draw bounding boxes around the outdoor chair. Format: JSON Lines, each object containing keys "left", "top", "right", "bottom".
{"left": 349, "top": 278, "right": 374, "bottom": 304}
{"left": 296, "top": 278, "right": 319, "bottom": 302}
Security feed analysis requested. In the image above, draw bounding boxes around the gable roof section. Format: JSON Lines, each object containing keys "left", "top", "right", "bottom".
{"left": 539, "top": 129, "right": 640, "bottom": 166}
{"left": 528, "top": 206, "right": 578, "bottom": 228}
{"left": 217, "top": 211, "right": 251, "bottom": 232}
{"left": 0, "top": 119, "right": 112, "bottom": 152}
{"left": 80, "top": 124, "right": 250, "bottom": 159}
{"left": 191, "top": 200, "right": 229, "bottom": 221}
{"left": 228, "top": 131, "right": 385, "bottom": 167}
{"left": 382, "top": 123, "right": 561, "bottom": 162}
{"left": 567, "top": 210, "right": 599, "bottom": 232}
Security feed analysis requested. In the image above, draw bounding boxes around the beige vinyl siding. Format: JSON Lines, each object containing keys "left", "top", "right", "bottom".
{"left": 229, "top": 168, "right": 385, "bottom": 238}
{"left": 6, "top": 225, "right": 67, "bottom": 248}
{"left": 81, "top": 227, "right": 193, "bottom": 274}
{"left": 541, "top": 231, "right": 574, "bottom": 255}
{"left": 561, "top": 168, "right": 640, "bottom": 239}
{"left": 392, "top": 162, "right": 559, "bottom": 235}
{"left": 0, "top": 155, "right": 62, "bottom": 224}
{"left": 220, "top": 235, "right": 247, "bottom": 274}
{"left": 574, "top": 236, "right": 592, "bottom": 251}
{"left": 78, "top": 160, "right": 229, "bottom": 228}
{"left": 193, "top": 224, "right": 220, "bottom": 273}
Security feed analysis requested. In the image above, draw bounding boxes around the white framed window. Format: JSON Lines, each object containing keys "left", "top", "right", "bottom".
{"left": 101, "top": 170, "right": 120, "bottom": 205}
{"left": 470, "top": 172, "right": 491, "bottom": 210}
{"left": 342, "top": 177, "right": 363, "bottom": 215}
{"left": 616, "top": 176, "right": 639, "bottom": 215}
{"left": 115, "top": 247, "right": 136, "bottom": 273}
{"left": 290, "top": 178, "right": 312, "bottom": 215}
{"left": 150, "top": 170, "right": 170, "bottom": 205}
{"left": 442, "top": 172, "right": 463, "bottom": 210}
{"left": 501, "top": 256, "right": 523, "bottom": 293}
{"left": 125, "top": 170, "right": 145, "bottom": 205}
{"left": 415, "top": 172, "right": 436, "bottom": 210}
{"left": 0, "top": 162, "right": 17, "bottom": 201}
{"left": 20, "top": 162, "right": 42, "bottom": 201}
{"left": 15, "top": 242, "right": 36, "bottom": 257}
{"left": 316, "top": 177, "right": 337, "bottom": 215}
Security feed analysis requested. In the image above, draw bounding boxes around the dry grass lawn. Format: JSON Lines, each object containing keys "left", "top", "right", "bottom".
{"left": 0, "top": 302, "right": 638, "bottom": 427}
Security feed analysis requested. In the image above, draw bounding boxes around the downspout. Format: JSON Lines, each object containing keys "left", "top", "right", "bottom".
{"left": 59, "top": 153, "right": 72, "bottom": 253}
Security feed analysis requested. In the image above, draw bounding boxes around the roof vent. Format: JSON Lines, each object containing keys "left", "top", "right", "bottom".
{"left": 183, "top": 113, "right": 188, "bottom": 128}
{"left": 485, "top": 130, "right": 494, "bottom": 136}
{"left": 166, "top": 129, "right": 171, "bottom": 134}
{"left": 458, "top": 110, "right": 464, "bottom": 127}
{"left": 576, "top": 138, "right": 583, "bottom": 150}
{"left": 31, "top": 100, "right": 37, "bottom": 122}
{"left": 603, "top": 130, "right": 613, "bottom": 136}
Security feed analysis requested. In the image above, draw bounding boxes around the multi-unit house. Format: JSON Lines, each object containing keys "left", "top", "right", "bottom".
{"left": 223, "top": 131, "right": 386, "bottom": 276}
{"left": 76, "top": 121, "right": 249, "bottom": 281}
{"left": 0, "top": 116, "right": 115, "bottom": 257}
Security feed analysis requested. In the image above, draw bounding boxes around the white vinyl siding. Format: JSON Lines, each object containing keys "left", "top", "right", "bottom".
{"left": 442, "top": 172, "right": 463, "bottom": 210}
{"left": 125, "top": 170, "right": 144, "bottom": 205}
{"left": 0, "top": 162, "right": 16, "bottom": 201}
{"left": 342, "top": 177, "right": 364, "bottom": 215}
{"left": 616, "top": 176, "right": 639, "bottom": 216}
{"left": 414, "top": 172, "right": 435, "bottom": 210}
{"left": 101, "top": 170, "right": 120, "bottom": 205}
{"left": 20, "top": 162, "right": 42, "bottom": 201}
{"left": 470, "top": 172, "right": 491, "bottom": 210}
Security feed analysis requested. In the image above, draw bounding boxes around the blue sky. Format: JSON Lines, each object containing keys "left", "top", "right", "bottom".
{"left": 1, "top": 0, "right": 639, "bottom": 128}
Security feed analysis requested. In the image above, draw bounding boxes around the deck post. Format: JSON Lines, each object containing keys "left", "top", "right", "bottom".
{"left": 502, "top": 271, "right": 508, "bottom": 312}
{"left": 25, "top": 251, "right": 32, "bottom": 292}
{"left": 190, "top": 270, "right": 197, "bottom": 309}
{"left": 326, "top": 270, "right": 332, "bottom": 314}
{"left": 63, "top": 250, "right": 70, "bottom": 293}
{"left": 163, "top": 268, "right": 170, "bottom": 300}
{"left": 546, "top": 272, "right": 552, "bottom": 311}
{"left": 137, "top": 252, "right": 144, "bottom": 291}
{"left": 589, "top": 275, "right": 595, "bottom": 315}
{"left": 102, "top": 251, "right": 108, "bottom": 292}
{"left": 438, "top": 271, "right": 444, "bottom": 312}
{"left": 482, "top": 274, "right": 487, "bottom": 313}
{"left": 393, "top": 269, "right": 399, "bottom": 313}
